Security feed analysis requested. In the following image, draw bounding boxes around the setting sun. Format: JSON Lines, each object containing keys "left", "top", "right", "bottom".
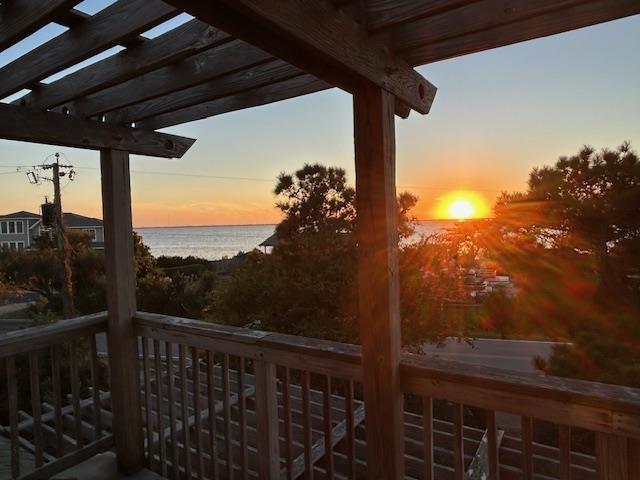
{"left": 448, "top": 198, "right": 475, "bottom": 219}
{"left": 433, "top": 191, "right": 491, "bottom": 220}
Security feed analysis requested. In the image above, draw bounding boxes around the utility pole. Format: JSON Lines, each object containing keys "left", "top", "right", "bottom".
{"left": 52, "top": 154, "right": 76, "bottom": 318}
{"left": 23, "top": 153, "right": 77, "bottom": 318}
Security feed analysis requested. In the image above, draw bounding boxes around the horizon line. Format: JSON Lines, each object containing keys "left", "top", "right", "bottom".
{"left": 133, "top": 218, "right": 492, "bottom": 229}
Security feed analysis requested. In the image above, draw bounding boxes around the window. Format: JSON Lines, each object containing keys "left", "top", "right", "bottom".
{"left": 0, "top": 222, "right": 6, "bottom": 234}
{"left": 1, "top": 241, "right": 24, "bottom": 250}
{"left": 16, "top": 221, "right": 23, "bottom": 234}
{"left": 83, "top": 228, "right": 97, "bottom": 241}
{"left": 8, "top": 221, "right": 15, "bottom": 234}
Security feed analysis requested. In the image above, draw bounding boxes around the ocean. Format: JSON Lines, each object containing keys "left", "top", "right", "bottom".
{"left": 136, "top": 220, "right": 455, "bottom": 260}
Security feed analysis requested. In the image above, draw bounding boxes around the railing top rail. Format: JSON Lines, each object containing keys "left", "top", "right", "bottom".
{"left": 0, "top": 311, "right": 108, "bottom": 358}
{"left": 134, "top": 311, "right": 362, "bottom": 381}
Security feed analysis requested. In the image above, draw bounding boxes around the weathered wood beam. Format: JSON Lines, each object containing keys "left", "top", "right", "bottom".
{"left": 53, "top": 7, "right": 89, "bottom": 28}
{"left": 161, "top": 0, "right": 436, "bottom": 115}
{"left": 0, "top": 0, "right": 177, "bottom": 99}
{"left": 0, "top": 0, "right": 78, "bottom": 52}
{"left": 17, "top": 20, "right": 231, "bottom": 110}
{"left": 359, "top": 0, "right": 473, "bottom": 32}
{"left": 0, "top": 103, "right": 194, "bottom": 158}
{"left": 354, "top": 84, "right": 405, "bottom": 479}
{"left": 108, "top": 60, "right": 302, "bottom": 124}
{"left": 100, "top": 149, "right": 144, "bottom": 474}
{"left": 137, "top": 74, "right": 330, "bottom": 130}
{"left": 59, "top": 40, "right": 273, "bottom": 118}
{"left": 399, "top": 0, "right": 640, "bottom": 66}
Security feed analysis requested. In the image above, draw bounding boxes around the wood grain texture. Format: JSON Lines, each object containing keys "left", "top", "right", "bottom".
{"left": 161, "top": 0, "right": 436, "bottom": 114}
{"left": 0, "top": 103, "right": 195, "bottom": 158}
{"left": 422, "top": 396, "right": 433, "bottom": 480}
{"left": 137, "top": 74, "right": 330, "bottom": 130}
{"left": 0, "top": 311, "right": 107, "bottom": 358}
{"left": 400, "top": 0, "right": 640, "bottom": 66}
{"left": 0, "top": 0, "right": 78, "bottom": 52}
{"left": 64, "top": 40, "right": 273, "bottom": 118}
{"left": 354, "top": 84, "right": 404, "bottom": 480}
{"left": 100, "top": 149, "right": 144, "bottom": 474}
{"left": 0, "top": 0, "right": 176, "bottom": 99}
{"left": 254, "top": 361, "right": 280, "bottom": 479}
{"left": 108, "top": 60, "right": 302, "bottom": 124}
{"left": 18, "top": 20, "right": 231, "bottom": 110}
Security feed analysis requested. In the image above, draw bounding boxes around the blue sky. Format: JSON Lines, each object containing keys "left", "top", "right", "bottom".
{"left": 0, "top": 4, "right": 638, "bottom": 226}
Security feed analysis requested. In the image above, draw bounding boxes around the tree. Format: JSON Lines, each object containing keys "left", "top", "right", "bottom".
{"left": 472, "top": 143, "right": 640, "bottom": 386}
{"left": 209, "top": 163, "right": 455, "bottom": 347}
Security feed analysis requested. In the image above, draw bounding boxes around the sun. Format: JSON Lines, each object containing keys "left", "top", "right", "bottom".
{"left": 448, "top": 198, "right": 476, "bottom": 220}
{"left": 433, "top": 190, "right": 490, "bottom": 220}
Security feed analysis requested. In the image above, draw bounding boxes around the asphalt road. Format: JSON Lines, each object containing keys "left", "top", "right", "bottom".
{"left": 421, "top": 337, "right": 562, "bottom": 374}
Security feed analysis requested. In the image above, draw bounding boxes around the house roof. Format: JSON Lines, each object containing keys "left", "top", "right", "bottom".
{"left": 63, "top": 213, "right": 104, "bottom": 228}
{"left": 0, "top": 211, "right": 41, "bottom": 219}
{"left": 259, "top": 233, "right": 279, "bottom": 248}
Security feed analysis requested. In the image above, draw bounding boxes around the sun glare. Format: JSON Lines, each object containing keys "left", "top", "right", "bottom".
{"left": 448, "top": 198, "right": 475, "bottom": 219}
{"left": 434, "top": 191, "right": 490, "bottom": 220}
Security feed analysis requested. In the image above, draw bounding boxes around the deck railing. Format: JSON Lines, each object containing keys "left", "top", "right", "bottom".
{"left": 134, "top": 312, "right": 640, "bottom": 480}
{"left": 0, "top": 312, "right": 112, "bottom": 480}
{"left": 2, "top": 311, "right": 639, "bottom": 479}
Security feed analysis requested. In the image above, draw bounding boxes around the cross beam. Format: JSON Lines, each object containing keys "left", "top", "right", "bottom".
{"left": 0, "top": 103, "right": 195, "bottom": 158}
{"left": 162, "top": 0, "right": 437, "bottom": 115}
{"left": 0, "top": 0, "right": 177, "bottom": 99}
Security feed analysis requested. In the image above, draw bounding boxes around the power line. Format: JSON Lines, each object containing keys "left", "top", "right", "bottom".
{"left": 0, "top": 163, "right": 507, "bottom": 192}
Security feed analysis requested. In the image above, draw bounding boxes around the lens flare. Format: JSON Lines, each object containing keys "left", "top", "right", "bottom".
{"left": 448, "top": 198, "right": 475, "bottom": 219}
{"left": 434, "top": 191, "right": 490, "bottom": 220}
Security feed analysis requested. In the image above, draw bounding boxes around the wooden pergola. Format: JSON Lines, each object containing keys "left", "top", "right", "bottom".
{"left": 1, "top": 1, "right": 639, "bottom": 479}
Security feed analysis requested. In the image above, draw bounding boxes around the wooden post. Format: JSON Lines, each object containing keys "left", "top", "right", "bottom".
{"left": 596, "top": 433, "right": 640, "bottom": 480}
{"left": 354, "top": 83, "right": 404, "bottom": 480}
{"left": 254, "top": 360, "right": 280, "bottom": 479}
{"left": 100, "top": 149, "right": 144, "bottom": 473}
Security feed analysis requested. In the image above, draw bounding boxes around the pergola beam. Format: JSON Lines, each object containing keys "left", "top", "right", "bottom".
{"left": 0, "top": 0, "right": 78, "bottom": 52}
{"left": 58, "top": 41, "right": 273, "bottom": 119}
{"left": 161, "top": 0, "right": 436, "bottom": 115}
{"left": 17, "top": 20, "right": 231, "bottom": 110}
{"left": 109, "top": 60, "right": 302, "bottom": 124}
{"left": 137, "top": 75, "right": 330, "bottom": 130}
{"left": 399, "top": 0, "right": 640, "bottom": 66}
{"left": 0, "top": 0, "right": 177, "bottom": 99}
{"left": 0, "top": 103, "right": 194, "bottom": 158}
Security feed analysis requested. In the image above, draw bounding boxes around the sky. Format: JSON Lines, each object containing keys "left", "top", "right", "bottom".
{"left": 0, "top": 4, "right": 639, "bottom": 227}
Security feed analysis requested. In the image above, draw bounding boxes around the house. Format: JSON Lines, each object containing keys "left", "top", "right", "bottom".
{"left": 0, "top": 211, "right": 105, "bottom": 250}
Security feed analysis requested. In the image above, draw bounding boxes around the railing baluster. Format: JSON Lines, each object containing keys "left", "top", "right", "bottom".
{"left": 7, "top": 356, "right": 20, "bottom": 478}
{"left": 559, "top": 425, "right": 571, "bottom": 480}
{"left": 522, "top": 416, "right": 533, "bottom": 480}
{"left": 29, "top": 351, "right": 44, "bottom": 467}
{"left": 237, "top": 356, "right": 248, "bottom": 480}
{"left": 255, "top": 360, "right": 280, "bottom": 479}
{"left": 179, "top": 343, "right": 192, "bottom": 479}
{"left": 69, "top": 338, "right": 83, "bottom": 448}
{"left": 154, "top": 340, "right": 167, "bottom": 478}
{"left": 302, "top": 370, "right": 313, "bottom": 480}
{"left": 453, "top": 402, "right": 464, "bottom": 480}
{"left": 89, "top": 335, "right": 103, "bottom": 439}
{"left": 142, "top": 337, "right": 154, "bottom": 469}
{"left": 166, "top": 341, "right": 180, "bottom": 480}
{"left": 345, "top": 379, "right": 355, "bottom": 480}
{"left": 51, "top": 344, "right": 64, "bottom": 457}
{"left": 486, "top": 410, "right": 499, "bottom": 480}
{"left": 422, "top": 396, "right": 433, "bottom": 480}
{"left": 283, "top": 367, "right": 293, "bottom": 480}
{"left": 191, "top": 347, "right": 204, "bottom": 479}
{"left": 206, "top": 350, "right": 219, "bottom": 480}
{"left": 323, "top": 375, "right": 334, "bottom": 480}
{"left": 222, "top": 353, "right": 233, "bottom": 480}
